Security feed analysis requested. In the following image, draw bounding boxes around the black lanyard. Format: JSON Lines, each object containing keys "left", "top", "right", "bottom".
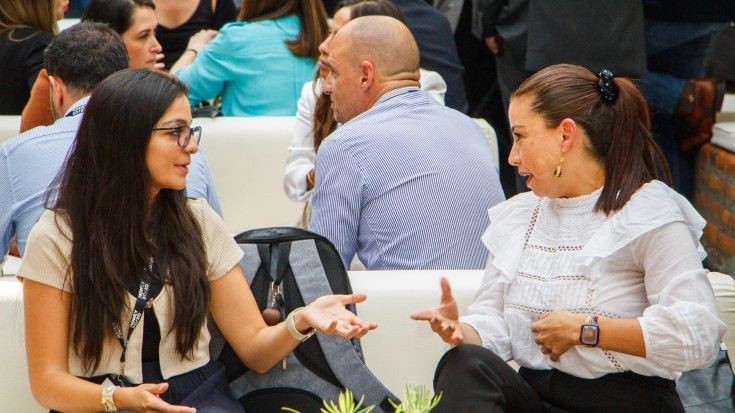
{"left": 111, "top": 257, "right": 153, "bottom": 383}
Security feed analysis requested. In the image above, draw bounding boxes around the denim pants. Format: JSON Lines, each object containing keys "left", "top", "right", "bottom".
{"left": 641, "top": 19, "right": 723, "bottom": 199}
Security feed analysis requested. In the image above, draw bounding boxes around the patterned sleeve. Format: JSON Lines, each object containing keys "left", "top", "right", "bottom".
{"left": 308, "top": 138, "right": 364, "bottom": 267}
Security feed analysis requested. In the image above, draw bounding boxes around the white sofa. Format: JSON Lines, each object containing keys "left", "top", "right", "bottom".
{"left": 2, "top": 268, "right": 734, "bottom": 410}
{"left": 192, "top": 116, "right": 305, "bottom": 234}
{"left": 0, "top": 115, "right": 21, "bottom": 144}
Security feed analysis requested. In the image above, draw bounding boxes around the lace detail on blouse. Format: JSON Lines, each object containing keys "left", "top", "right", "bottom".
{"left": 506, "top": 188, "right": 612, "bottom": 316}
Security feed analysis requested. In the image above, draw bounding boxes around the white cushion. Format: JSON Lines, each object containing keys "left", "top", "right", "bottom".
{"left": 707, "top": 272, "right": 735, "bottom": 365}
{"left": 0, "top": 278, "right": 44, "bottom": 412}
{"left": 0, "top": 116, "right": 21, "bottom": 145}
{"left": 348, "top": 270, "right": 483, "bottom": 396}
{"left": 192, "top": 116, "right": 304, "bottom": 233}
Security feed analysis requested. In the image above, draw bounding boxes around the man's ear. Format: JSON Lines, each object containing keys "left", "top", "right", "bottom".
{"left": 359, "top": 61, "right": 375, "bottom": 90}
{"left": 48, "top": 75, "right": 65, "bottom": 114}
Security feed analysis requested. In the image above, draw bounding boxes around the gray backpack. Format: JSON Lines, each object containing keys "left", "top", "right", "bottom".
{"left": 208, "top": 227, "right": 397, "bottom": 412}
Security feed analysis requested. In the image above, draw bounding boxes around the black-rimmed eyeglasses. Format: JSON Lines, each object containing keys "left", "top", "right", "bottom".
{"left": 152, "top": 125, "right": 202, "bottom": 147}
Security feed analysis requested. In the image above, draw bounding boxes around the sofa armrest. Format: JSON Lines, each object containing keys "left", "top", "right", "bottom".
{"left": 348, "top": 270, "right": 483, "bottom": 396}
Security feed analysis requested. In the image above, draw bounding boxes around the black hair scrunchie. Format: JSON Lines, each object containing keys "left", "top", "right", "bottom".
{"left": 598, "top": 69, "right": 618, "bottom": 104}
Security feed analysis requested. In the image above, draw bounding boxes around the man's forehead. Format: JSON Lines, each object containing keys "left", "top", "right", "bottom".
{"left": 328, "top": 36, "right": 349, "bottom": 65}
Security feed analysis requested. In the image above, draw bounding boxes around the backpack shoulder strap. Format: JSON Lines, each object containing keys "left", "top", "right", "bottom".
{"left": 289, "top": 240, "right": 397, "bottom": 412}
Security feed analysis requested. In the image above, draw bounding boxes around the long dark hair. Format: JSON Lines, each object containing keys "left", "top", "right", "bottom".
{"left": 238, "top": 0, "right": 328, "bottom": 61}
{"left": 512, "top": 64, "right": 670, "bottom": 214}
{"left": 49, "top": 69, "right": 210, "bottom": 371}
{"left": 81, "top": 0, "right": 155, "bottom": 35}
{"left": 312, "top": 0, "right": 407, "bottom": 150}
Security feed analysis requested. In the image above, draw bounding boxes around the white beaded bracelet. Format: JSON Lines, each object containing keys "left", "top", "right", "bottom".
{"left": 286, "top": 307, "right": 316, "bottom": 342}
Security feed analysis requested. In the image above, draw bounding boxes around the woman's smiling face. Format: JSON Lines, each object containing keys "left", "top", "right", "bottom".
{"left": 146, "top": 96, "right": 197, "bottom": 199}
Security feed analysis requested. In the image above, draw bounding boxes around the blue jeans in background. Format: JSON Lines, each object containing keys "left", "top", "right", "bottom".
{"left": 641, "top": 20, "right": 723, "bottom": 199}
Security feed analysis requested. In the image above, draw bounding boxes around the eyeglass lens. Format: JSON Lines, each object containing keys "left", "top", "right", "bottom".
{"left": 177, "top": 126, "right": 202, "bottom": 147}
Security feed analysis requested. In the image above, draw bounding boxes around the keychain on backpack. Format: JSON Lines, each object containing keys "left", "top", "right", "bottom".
{"left": 262, "top": 281, "right": 283, "bottom": 326}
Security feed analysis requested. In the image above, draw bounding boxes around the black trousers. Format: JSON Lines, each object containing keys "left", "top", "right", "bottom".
{"left": 432, "top": 345, "right": 685, "bottom": 413}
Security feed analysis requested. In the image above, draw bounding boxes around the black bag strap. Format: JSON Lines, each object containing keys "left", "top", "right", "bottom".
{"left": 257, "top": 242, "right": 291, "bottom": 321}
{"left": 255, "top": 242, "right": 291, "bottom": 285}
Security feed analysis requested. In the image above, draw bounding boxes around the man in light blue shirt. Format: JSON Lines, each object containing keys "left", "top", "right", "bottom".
{"left": 309, "top": 16, "right": 505, "bottom": 270}
{"left": 0, "top": 22, "right": 222, "bottom": 258}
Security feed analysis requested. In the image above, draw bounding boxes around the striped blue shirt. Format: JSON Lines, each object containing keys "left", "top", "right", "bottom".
{"left": 309, "top": 87, "right": 505, "bottom": 270}
{"left": 0, "top": 97, "right": 222, "bottom": 257}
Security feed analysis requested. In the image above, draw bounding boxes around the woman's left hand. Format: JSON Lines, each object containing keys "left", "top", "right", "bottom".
{"left": 531, "top": 311, "right": 586, "bottom": 361}
{"left": 298, "top": 293, "right": 378, "bottom": 339}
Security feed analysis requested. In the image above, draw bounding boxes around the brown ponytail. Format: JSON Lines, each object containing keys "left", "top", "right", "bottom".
{"left": 512, "top": 64, "right": 670, "bottom": 215}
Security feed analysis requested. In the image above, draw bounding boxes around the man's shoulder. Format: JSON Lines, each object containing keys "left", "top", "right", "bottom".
{"left": 0, "top": 122, "right": 77, "bottom": 183}
{"left": 329, "top": 90, "right": 478, "bottom": 142}
{"left": 1, "top": 120, "right": 77, "bottom": 156}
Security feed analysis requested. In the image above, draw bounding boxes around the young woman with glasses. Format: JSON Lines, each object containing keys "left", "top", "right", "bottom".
{"left": 18, "top": 68, "right": 375, "bottom": 413}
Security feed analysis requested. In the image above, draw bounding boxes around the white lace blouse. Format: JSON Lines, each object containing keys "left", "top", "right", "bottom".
{"left": 461, "top": 181, "right": 726, "bottom": 380}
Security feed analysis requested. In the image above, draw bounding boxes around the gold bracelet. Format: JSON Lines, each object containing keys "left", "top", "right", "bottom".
{"left": 101, "top": 385, "right": 118, "bottom": 412}
{"left": 306, "top": 172, "right": 315, "bottom": 187}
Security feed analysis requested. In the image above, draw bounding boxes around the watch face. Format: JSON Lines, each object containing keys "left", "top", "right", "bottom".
{"left": 580, "top": 324, "right": 599, "bottom": 346}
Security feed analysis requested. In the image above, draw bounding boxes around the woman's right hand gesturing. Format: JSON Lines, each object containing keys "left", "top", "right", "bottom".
{"left": 410, "top": 277, "right": 466, "bottom": 345}
{"left": 116, "top": 383, "right": 196, "bottom": 413}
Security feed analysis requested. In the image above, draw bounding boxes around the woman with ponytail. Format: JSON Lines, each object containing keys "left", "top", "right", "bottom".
{"left": 412, "top": 64, "right": 725, "bottom": 412}
{"left": 171, "top": 0, "right": 327, "bottom": 116}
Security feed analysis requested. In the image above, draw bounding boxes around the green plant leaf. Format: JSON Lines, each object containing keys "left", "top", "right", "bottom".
{"left": 392, "top": 384, "right": 442, "bottom": 413}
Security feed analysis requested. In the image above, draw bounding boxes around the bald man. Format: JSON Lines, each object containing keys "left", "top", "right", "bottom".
{"left": 308, "top": 16, "right": 505, "bottom": 270}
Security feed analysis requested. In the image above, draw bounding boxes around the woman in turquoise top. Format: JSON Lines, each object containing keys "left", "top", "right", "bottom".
{"left": 172, "top": 0, "right": 327, "bottom": 116}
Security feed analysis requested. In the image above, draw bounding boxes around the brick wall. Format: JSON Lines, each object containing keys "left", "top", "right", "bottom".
{"left": 694, "top": 144, "right": 735, "bottom": 276}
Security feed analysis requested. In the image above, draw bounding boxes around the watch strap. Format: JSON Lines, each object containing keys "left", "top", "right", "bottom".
{"left": 286, "top": 307, "right": 316, "bottom": 342}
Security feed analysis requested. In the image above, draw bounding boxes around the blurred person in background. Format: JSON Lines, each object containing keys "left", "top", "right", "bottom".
{"left": 21, "top": 0, "right": 165, "bottom": 132}
{"left": 153, "top": 0, "right": 237, "bottom": 70}
{"left": 172, "top": 0, "right": 328, "bottom": 116}
{"left": 0, "top": 0, "right": 66, "bottom": 115}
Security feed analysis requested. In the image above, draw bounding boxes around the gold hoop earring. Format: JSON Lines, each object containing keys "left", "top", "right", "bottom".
{"left": 554, "top": 155, "right": 565, "bottom": 177}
